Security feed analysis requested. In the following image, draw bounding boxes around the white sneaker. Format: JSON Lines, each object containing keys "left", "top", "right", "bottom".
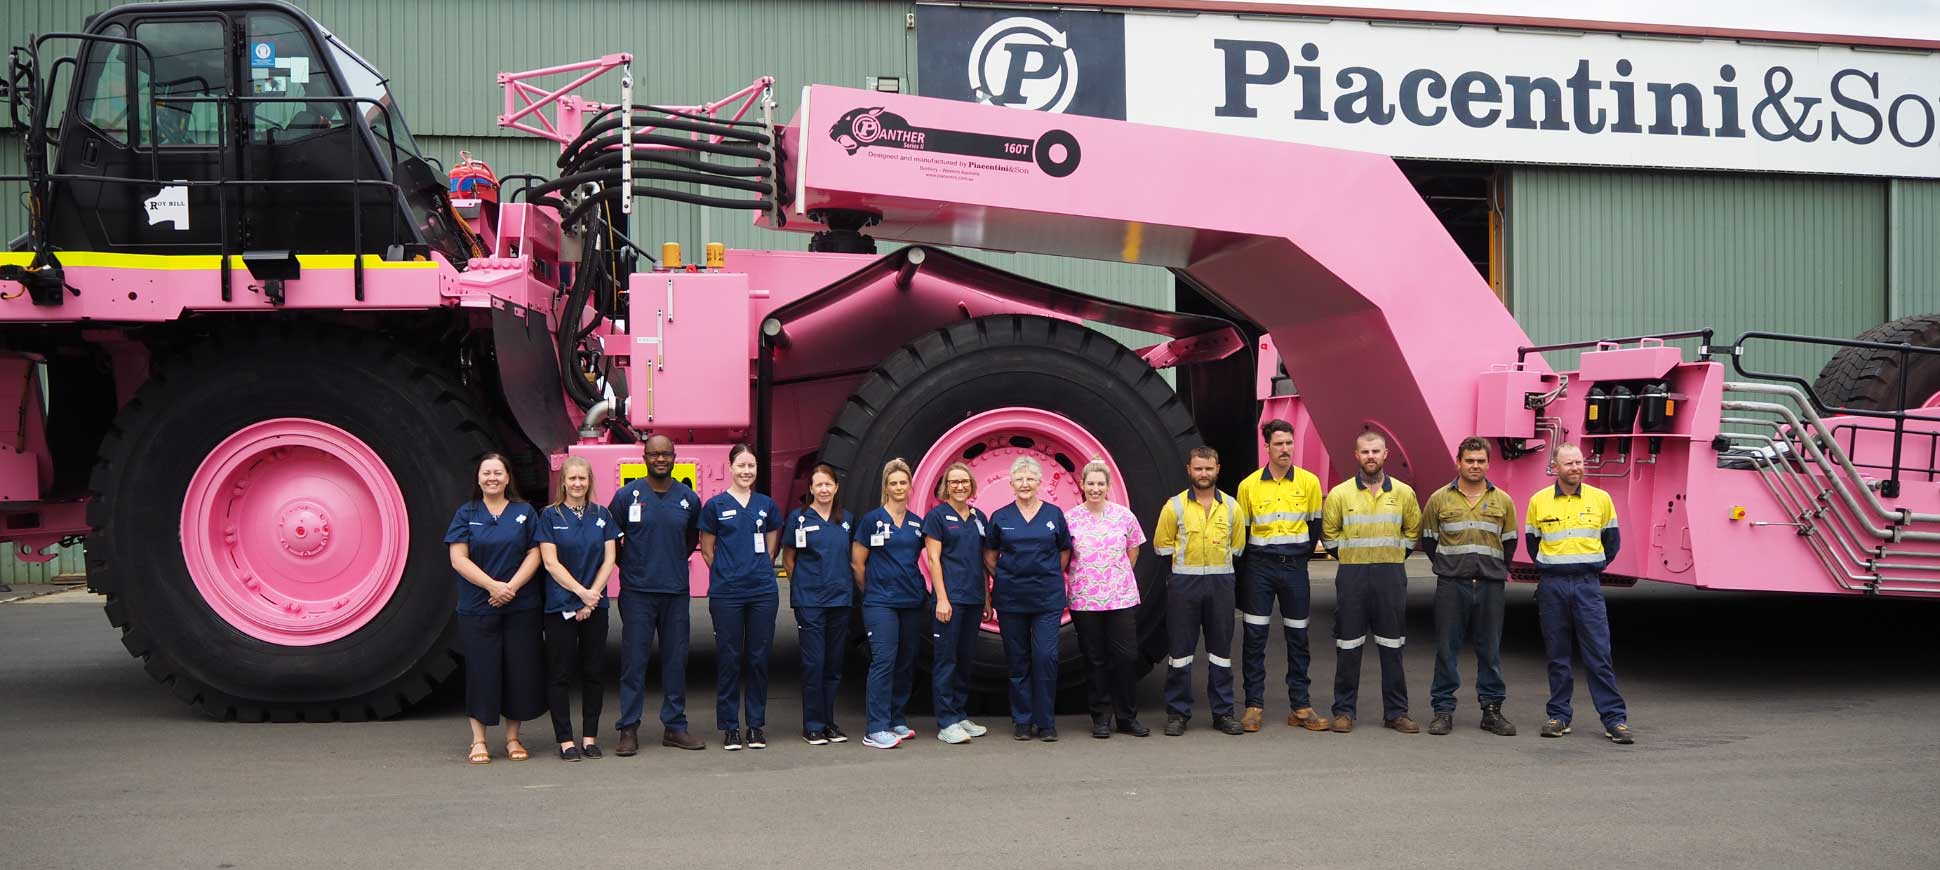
{"left": 959, "top": 720, "right": 989, "bottom": 738}
{"left": 936, "top": 722, "right": 971, "bottom": 744}
{"left": 863, "top": 731, "right": 902, "bottom": 749}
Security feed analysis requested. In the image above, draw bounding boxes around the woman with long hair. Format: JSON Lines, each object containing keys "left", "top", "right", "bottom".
{"left": 1066, "top": 459, "right": 1150, "bottom": 738}
{"left": 445, "top": 453, "right": 544, "bottom": 763}
{"left": 536, "top": 456, "right": 620, "bottom": 761}
{"left": 923, "top": 462, "right": 992, "bottom": 745}
{"left": 697, "top": 444, "right": 783, "bottom": 751}
{"left": 984, "top": 455, "right": 1074, "bottom": 741}
{"left": 781, "top": 464, "right": 855, "bottom": 745}
{"left": 851, "top": 458, "right": 926, "bottom": 749}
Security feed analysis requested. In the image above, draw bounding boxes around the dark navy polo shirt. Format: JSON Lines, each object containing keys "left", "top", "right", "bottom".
{"left": 444, "top": 500, "right": 539, "bottom": 616}
{"left": 922, "top": 503, "right": 989, "bottom": 605}
{"left": 607, "top": 480, "right": 700, "bottom": 594}
{"left": 986, "top": 502, "right": 1072, "bottom": 614}
{"left": 697, "top": 491, "right": 781, "bottom": 602}
{"left": 784, "top": 506, "right": 854, "bottom": 609}
{"left": 856, "top": 505, "right": 926, "bottom": 608}
{"left": 533, "top": 503, "right": 620, "bottom": 614}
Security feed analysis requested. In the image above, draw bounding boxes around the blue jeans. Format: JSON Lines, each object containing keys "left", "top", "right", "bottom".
{"left": 794, "top": 606, "right": 850, "bottom": 734}
{"left": 1241, "top": 554, "right": 1314, "bottom": 710}
{"left": 710, "top": 594, "right": 777, "bottom": 731}
{"left": 1430, "top": 576, "right": 1506, "bottom": 713}
{"left": 999, "top": 609, "right": 1061, "bottom": 730}
{"left": 931, "top": 601, "right": 981, "bottom": 728}
{"left": 1536, "top": 575, "right": 1628, "bottom": 728}
{"left": 864, "top": 605, "right": 923, "bottom": 734}
{"left": 617, "top": 590, "right": 690, "bottom": 731}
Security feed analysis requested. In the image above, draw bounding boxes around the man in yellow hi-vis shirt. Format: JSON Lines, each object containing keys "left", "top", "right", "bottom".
{"left": 1235, "top": 418, "right": 1329, "bottom": 733}
{"left": 1151, "top": 446, "right": 1248, "bottom": 737}
{"left": 1524, "top": 443, "right": 1634, "bottom": 745}
{"left": 1321, "top": 431, "right": 1422, "bottom": 734}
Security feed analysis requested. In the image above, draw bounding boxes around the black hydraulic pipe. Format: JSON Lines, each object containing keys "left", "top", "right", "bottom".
{"left": 563, "top": 131, "right": 767, "bottom": 165}
{"left": 578, "top": 148, "right": 773, "bottom": 178}
{"left": 530, "top": 166, "right": 774, "bottom": 201}
{"left": 561, "top": 186, "right": 772, "bottom": 227}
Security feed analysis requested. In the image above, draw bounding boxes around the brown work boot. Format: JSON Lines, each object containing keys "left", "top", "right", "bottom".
{"left": 662, "top": 728, "right": 706, "bottom": 750}
{"left": 615, "top": 727, "right": 639, "bottom": 757}
{"left": 1288, "top": 707, "right": 1331, "bottom": 731}
{"left": 1330, "top": 715, "right": 1354, "bottom": 734}
{"left": 1386, "top": 715, "right": 1422, "bottom": 734}
{"left": 1241, "top": 706, "right": 1264, "bottom": 733}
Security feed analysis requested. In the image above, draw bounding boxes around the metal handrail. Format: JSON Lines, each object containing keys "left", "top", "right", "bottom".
{"left": 1517, "top": 328, "right": 1714, "bottom": 363}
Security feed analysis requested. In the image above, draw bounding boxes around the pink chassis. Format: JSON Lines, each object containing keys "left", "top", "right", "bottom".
{"left": 5, "top": 71, "right": 1939, "bottom": 638}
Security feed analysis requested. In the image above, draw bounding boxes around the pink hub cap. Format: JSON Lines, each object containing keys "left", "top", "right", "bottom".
{"left": 181, "top": 419, "right": 409, "bottom": 645}
{"left": 912, "top": 408, "right": 1127, "bottom": 633}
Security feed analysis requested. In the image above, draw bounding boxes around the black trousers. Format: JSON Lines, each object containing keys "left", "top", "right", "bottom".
{"left": 458, "top": 607, "right": 547, "bottom": 726}
{"left": 1072, "top": 607, "right": 1140, "bottom": 720}
{"left": 544, "top": 606, "right": 610, "bottom": 743}
{"left": 1331, "top": 563, "right": 1410, "bottom": 722}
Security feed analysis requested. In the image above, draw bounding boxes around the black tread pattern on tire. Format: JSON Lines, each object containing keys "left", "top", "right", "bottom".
{"left": 1813, "top": 314, "right": 1940, "bottom": 412}
{"left": 86, "top": 324, "right": 495, "bottom": 721}
{"left": 818, "top": 315, "right": 1201, "bottom": 694}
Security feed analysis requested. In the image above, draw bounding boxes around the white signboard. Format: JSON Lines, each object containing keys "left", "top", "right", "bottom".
{"left": 918, "top": 5, "right": 1940, "bottom": 178}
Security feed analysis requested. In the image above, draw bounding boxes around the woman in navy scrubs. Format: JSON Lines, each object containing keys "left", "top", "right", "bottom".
{"left": 984, "top": 455, "right": 1074, "bottom": 741}
{"left": 850, "top": 458, "right": 926, "bottom": 749}
{"left": 698, "top": 444, "right": 782, "bottom": 751}
{"left": 781, "top": 464, "right": 854, "bottom": 745}
{"left": 536, "top": 456, "right": 619, "bottom": 762}
{"left": 445, "top": 453, "right": 544, "bottom": 764}
{"left": 923, "top": 462, "right": 992, "bottom": 745}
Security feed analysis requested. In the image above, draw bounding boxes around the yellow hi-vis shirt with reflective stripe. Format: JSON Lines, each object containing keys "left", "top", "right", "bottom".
{"left": 1322, "top": 475, "right": 1421, "bottom": 565}
{"left": 1421, "top": 482, "right": 1517, "bottom": 580}
{"left": 1525, "top": 482, "right": 1618, "bottom": 572}
{"left": 1152, "top": 489, "right": 1246, "bottom": 575}
{"left": 1235, "top": 465, "right": 1324, "bottom": 553}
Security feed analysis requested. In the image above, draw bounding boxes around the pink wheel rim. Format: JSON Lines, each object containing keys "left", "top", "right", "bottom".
{"left": 181, "top": 418, "right": 409, "bottom": 645}
{"left": 912, "top": 408, "right": 1127, "bottom": 632}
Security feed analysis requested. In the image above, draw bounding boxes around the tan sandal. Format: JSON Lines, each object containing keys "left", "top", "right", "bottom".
{"left": 467, "top": 741, "right": 491, "bottom": 764}
{"left": 505, "top": 739, "right": 529, "bottom": 761}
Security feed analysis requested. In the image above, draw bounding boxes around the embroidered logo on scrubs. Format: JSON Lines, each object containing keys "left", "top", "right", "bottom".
{"left": 842, "top": 521, "right": 851, "bottom": 530}
{"left": 680, "top": 499, "right": 689, "bottom": 509}
{"left": 1045, "top": 520, "right": 1056, "bottom": 531}
{"left": 758, "top": 510, "right": 768, "bottom": 518}
{"left": 469, "top": 521, "right": 483, "bottom": 526}
{"left": 595, "top": 518, "right": 606, "bottom": 528}
{"left": 516, "top": 514, "right": 528, "bottom": 524}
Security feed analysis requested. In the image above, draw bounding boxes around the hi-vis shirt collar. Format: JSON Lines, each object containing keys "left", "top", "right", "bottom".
{"left": 1355, "top": 475, "right": 1393, "bottom": 492}
{"left": 1260, "top": 464, "right": 1295, "bottom": 483}
{"left": 1446, "top": 479, "right": 1498, "bottom": 493}
{"left": 1552, "top": 482, "right": 1583, "bottom": 498}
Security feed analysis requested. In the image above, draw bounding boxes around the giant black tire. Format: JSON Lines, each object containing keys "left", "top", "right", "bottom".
{"left": 1813, "top": 314, "right": 1940, "bottom": 412}
{"left": 818, "top": 315, "right": 1199, "bottom": 701}
{"left": 86, "top": 326, "right": 496, "bottom": 721}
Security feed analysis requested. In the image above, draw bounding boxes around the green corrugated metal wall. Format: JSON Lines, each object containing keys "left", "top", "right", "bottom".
{"left": 1505, "top": 167, "right": 1892, "bottom": 381}
{"left": 1891, "top": 180, "right": 1940, "bottom": 319}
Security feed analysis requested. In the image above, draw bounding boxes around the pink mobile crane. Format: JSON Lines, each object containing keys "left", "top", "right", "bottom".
{"left": 3, "top": 1, "right": 1937, "bottom": 720}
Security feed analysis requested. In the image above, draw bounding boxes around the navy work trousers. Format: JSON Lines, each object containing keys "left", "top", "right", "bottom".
{"left": 864, "top": 605, "right": 923, "bottom": 735}
{"left": 1536, "top": 574, "right": 1628, "bottom": 728}
{"left": 999, "top": 609, "right": 1061, "bottom": 731}
{"left": 1163, "top": 571, "right": 1236, "bottom": 719}
{"left": 1332, "top": 563, "right": 1409, "bottom": 723}
{"left": 931, "top": 602, "right": 981, "bottom": 729}
{"left": 794, "top": 605, "right": 850, "bottom": 734}
{"left": 458, "top": 607, "right": 547, "bottom": 726}
{"left": 616, "top": 590, "right": 690, "bottom": 731}
{"left": 544, "top": 606, "right": 609, "bottom": 743}
{"left": 1240, "top": 554, "right": 1314, "bottom": 711}
{"left": 1429, "top": 576, "right": 1506, "bottom": 713}
{"left": 710, "top": 594, "right": 777, "bottom": 732}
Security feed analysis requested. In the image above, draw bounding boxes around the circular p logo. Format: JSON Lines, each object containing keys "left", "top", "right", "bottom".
{"left": 968, "top": 17, "right": 1077, "bottom": 114}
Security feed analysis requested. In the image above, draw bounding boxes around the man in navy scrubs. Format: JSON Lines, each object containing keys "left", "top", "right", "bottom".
{"left": 610, "top": 435, "right": 706, "bottom": 755}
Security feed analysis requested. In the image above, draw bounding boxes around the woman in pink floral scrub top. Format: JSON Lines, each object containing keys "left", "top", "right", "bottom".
{"left": 1065, "top": 459, "right": 1150, "bottom": 738}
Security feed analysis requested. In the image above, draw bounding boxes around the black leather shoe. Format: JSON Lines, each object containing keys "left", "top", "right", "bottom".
{"left": 579, "top": 742, "right": 603, "bottom": 759}
{"left": 1039, "top": 727, "right": 1059, "bottom": 742}
{"left": 1213, "top": 714, "right": 1245, "bottom": 735}
{"left": 1013, "top": 723, "right": 1034, "bottom": 740}
{"left": 1164, "top": 715, "right": 1187, "bottom": 736}
{"left": 1428, "top": 712, "right": 1454, "bottom": 735}
{"left": 1091, "top": 715, "right": 1112, "bottom": 739}
{"left": 1115, "top": 717, "right": 1151, "bottom": 737}
{"left": 559, "top": 745, "right": 582, "bottom": 762}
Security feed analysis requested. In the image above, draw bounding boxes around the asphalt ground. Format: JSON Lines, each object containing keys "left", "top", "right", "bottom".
{"left": 3, "top": 561, "right": 1937, "bottom": 870}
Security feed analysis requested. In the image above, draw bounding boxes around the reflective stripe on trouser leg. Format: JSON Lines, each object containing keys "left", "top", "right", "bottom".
{"left": 1240, "top": 559, "right": 1275, "bottom": 709}
{"left": 1202, "top": 575, "right": 1237, "bottom": 717}
{"left": 1331, "top": 567, "right": 1372, "bottom": 720}
{"left": 1368, "top": 566, "right": 1410, "bottom": 721}
{"left": 1164, "top": 574, "right": 1207, "bottom": 718}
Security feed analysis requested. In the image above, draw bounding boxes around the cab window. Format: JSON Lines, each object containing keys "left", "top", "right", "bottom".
{"left": 73, "top": 24, "right": 131, "bottom": 142}
{"left": 133, "top": 19, "right": 227, "bottom": 147}
{"left": 244, "top": 11, "right": 345, "bottom": 142}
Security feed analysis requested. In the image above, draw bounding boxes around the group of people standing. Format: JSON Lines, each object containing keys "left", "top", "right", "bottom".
{"left": 443, "top": 421, "right": 1636, "bottom": 764}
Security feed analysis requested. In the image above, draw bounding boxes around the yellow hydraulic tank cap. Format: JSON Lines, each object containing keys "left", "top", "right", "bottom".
{"left": 661, "top": 242, "right": 683, "bottom": 269}
{"left": 705, "top": 242, "right": 725, "bottom": 269}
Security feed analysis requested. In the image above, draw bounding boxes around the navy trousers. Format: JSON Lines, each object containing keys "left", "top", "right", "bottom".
{"left": 458, "top": 607, "right": 547, "bottom": 726}
{"left": 710, "top": 594, "right": 777, "bottom": 731}
{"left": 616, "top": 590, "right": 690, "bottom": 731}
{"left": 1240, "top": 554, "right": 1314, "bottom": 710}
{"left": 931, "top": 602, "right": 981, "bottom": 729}
{"left": 1332, "top": 563, "right": 1410, "bottom": 722}
{"left": 794, "top": 605, "right": 850, "bottom": 734}
{"left": 999, "top": 609, "right": 1061, "bottom": 731}
{"left": 1163, "top": 572, "right": 1236, "bottom": 719}
{"left": 864, "top": 604, "right": 923, "bottom": 734}
{"left": 1536, "top": 574, "right": 1628, "bottom": 728}
{"left": 1430, "top": 576, "right": 1507, "bottom": 713}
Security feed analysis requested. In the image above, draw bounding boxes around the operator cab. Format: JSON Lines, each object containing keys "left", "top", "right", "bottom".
{"left": 39, "top": 0, "right": 469, "bottom": 263}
